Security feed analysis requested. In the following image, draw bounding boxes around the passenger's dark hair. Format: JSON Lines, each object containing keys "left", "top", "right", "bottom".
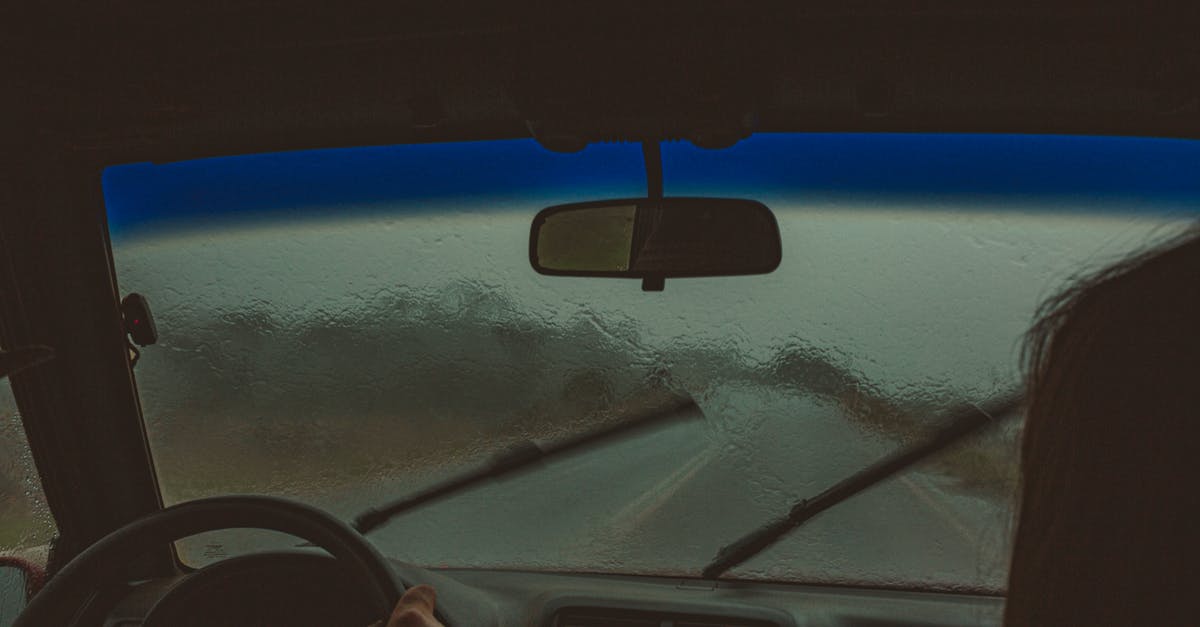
{"left": 1005, "top": 228, "right": 1200, "bottom": 626}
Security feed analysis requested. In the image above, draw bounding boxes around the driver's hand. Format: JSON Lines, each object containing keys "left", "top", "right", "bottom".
{"left": 369, "top": 585, "right": 444, "bottom": 627}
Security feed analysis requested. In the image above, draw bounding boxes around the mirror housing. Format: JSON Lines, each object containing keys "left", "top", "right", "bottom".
{"left": 0, "top": 558, "right": 42, "bottom": 625}
{"left": 530, "top": 197, "right": 781, "bottom": 290}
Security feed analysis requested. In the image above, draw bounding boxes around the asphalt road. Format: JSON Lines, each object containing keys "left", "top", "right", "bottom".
{"left": 180, "top": 399, "right": 1012, "bottom": 591}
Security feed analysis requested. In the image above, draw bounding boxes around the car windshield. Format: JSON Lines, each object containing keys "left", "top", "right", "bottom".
{"left": 103, "top": 133, "right": 1200, "bottom": 593}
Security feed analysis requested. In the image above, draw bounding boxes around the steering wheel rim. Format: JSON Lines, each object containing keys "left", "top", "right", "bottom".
{"left": 15, "top": 495, "right": 403, "bottom": 627}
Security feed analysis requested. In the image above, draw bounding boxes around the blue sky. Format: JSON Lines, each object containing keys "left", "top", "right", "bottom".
{"left": 103, "top": 133, "right": 1200, "bottom": 236}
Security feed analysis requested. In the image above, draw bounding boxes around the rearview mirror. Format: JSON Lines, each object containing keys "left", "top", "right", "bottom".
{"left": 530, "top": 198, "right": 781, "bottom": 290}
{"left": 0, "top": 559, "right": 40, "bottom": 626}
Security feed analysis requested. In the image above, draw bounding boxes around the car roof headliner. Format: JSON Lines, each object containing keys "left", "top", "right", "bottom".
{"left": 8, "top": 2, "right": 1199, "bottom": 163}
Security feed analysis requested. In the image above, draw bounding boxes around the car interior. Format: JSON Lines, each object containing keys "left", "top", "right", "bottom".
{"left": 2, "top": 3, "right": 1198, "bottom": 626}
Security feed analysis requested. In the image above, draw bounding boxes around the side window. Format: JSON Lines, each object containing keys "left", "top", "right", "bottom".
{"left": 0, "top": 384, "right": 55, "bottom": 569}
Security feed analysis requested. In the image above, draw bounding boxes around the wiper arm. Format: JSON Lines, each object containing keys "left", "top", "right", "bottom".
{"left": 352, "top": 390, "right": 703, "bottom": 535}
{"left": 701, "top": 393, "right": 1022, "bottom": 580}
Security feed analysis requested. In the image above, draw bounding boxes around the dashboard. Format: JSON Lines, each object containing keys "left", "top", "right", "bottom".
{"left": 98, "top": 552, "right": 1004, "bottom": 626}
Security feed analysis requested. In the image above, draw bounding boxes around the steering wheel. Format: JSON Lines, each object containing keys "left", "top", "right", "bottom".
{"left": 15, "top": 495, "right": 404, "bottom": 627}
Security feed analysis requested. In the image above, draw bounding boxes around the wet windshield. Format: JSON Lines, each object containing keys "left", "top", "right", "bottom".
{"left": 103, "top": 133, "right": 1200, "bottom": 592}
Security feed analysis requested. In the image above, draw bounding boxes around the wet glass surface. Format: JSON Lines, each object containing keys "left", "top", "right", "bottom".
{"left": 0, "top": 385, "right": 55, "bottom": 569}
{"left": 104, "top": 134, "right": 1200, "bottom": 591}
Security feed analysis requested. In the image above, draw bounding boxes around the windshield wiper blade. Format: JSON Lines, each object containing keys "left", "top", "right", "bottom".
{"left": 700, "top": 393, "right": 1022, "bottom": 580}
{"left": 352, "top": 391, "right": 703, "bottom": 535}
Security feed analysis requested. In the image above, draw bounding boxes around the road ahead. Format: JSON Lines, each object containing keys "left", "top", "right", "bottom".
{"left": 182, "top": 398, "right": 1012, "bottom": 591}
